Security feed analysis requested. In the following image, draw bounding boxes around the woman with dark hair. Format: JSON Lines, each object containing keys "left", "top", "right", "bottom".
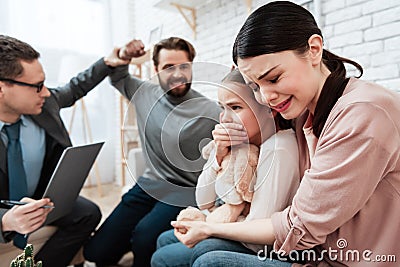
{"left": 172, "top": 1, "right": 400, "bottom": 266}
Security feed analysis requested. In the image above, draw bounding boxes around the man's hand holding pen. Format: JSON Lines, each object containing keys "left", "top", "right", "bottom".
{"left": 1, "top": 197, "right": 54, "bottom": 234}
{"left": 1, "top": 200, "right": 55, "bottom": 209}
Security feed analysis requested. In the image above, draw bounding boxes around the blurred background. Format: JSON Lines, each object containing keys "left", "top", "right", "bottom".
{"left": 1, "top": 0, "right": 399, "bottom": 193}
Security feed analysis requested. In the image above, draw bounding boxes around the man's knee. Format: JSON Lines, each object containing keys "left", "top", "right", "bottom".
{"left": 131, "top": 224, "right": 158, "bottom": 252}
{"left": 75, "top": 197, "right": 102, "bottom": 228}
{"left": 84, "top": 201, "right": 102, "bottom": 227}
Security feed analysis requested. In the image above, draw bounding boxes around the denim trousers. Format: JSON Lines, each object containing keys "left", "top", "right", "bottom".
{"left": 151, "top": 229, "right": 259, "bottom": 267}
{"left": 84, "top": 183, "right": 184, "bottom": 267}
{"left": 192, "top": 251, "right": 293, "bottom": 267}
{"left": 151, "top": 229, "right": 192, "bottom": 267}
{"left": 151, "top": 229, "right": 296, "bottom": 267}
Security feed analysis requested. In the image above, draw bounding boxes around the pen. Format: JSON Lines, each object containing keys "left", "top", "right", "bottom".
{"left": 0, "top": 200, "right": 55, "bottom": 209}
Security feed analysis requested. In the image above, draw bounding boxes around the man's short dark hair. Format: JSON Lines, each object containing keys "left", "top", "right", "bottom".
{"left": 152, "top": 37, "right": 196, "bottom": 67}
{"left": 0, "top": 35, "right": 40, "bottom": 79}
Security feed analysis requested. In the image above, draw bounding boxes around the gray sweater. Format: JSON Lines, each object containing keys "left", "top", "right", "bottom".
{"left": 110, "top": 65, "right": 220, "bottom": 206}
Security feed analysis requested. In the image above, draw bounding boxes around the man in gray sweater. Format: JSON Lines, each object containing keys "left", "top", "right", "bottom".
{"left": 84, "top": 37, "right": 221, "bottom": 267}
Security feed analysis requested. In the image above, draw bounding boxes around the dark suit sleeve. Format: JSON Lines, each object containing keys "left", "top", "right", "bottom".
{"left": 0, "top": 209, "right": 15, "bottom": 243}
{"left": 50, "top": 58, "right": 114, "bottom": 108}
{"left": 0, "top": 209, "right": 7, "bottom": 243}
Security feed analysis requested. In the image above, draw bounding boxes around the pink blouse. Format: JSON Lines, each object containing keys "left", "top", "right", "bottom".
{"left": 271, "top": 78, "right": 400, "bottom": 266}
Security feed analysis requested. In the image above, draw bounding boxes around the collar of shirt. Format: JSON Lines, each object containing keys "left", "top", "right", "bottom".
{"left": 0, "top": 115, "right": 27, "bottom": 127}
{"left": 0, "top": 115, "right": 27, "bottom": 143}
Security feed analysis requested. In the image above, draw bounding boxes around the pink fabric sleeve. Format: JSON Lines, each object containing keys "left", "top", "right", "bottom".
{"left": 272, "top": 103, "right": 398, "bottom": 253}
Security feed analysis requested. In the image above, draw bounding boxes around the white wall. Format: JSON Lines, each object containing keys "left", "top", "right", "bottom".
{"left": 131, "top": 0, "right": 400, "bottom": 93}
{"left": 322, "top": 0, "right": 400, "bottom": 91}
{"left": 118, "top": 0, "right": 400, "bottom": 185}
{"left": 0, "top": 0, "right": 133, "bottom": 185}
{"left": 3, "top": 0, "right": 399, "bottom": 186}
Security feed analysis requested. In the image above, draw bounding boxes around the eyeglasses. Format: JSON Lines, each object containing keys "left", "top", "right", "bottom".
{"left": 0, "top": 78, "right": 45, "bottom": 93}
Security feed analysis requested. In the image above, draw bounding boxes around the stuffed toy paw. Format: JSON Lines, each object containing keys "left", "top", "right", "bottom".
{"left": 177, "top": 206, "right": 206, "bottom": 222}
{"left": 201, "top": 141, "right": 259, "bottom": 222}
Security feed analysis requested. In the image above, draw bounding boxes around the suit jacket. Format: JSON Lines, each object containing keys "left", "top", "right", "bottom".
{"left": 0, "top": 58, "right": 113, "bottom": 243}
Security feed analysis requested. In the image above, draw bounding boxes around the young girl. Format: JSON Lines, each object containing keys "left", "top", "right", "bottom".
{"left": 173, "top": 1, "right": 400, "bottom": 266}
{"left": 151, "top": 69, "right": 299, "bottom": 267}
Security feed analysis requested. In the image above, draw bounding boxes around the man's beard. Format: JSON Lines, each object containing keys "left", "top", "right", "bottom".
{"left": 158, "top": 75, "right": 191, "bottom": 97}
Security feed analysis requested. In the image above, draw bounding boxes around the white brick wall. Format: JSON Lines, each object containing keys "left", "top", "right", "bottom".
{"left": 118, "top": 0, "right": 400, "bottom": 183}
{"left": 325, "top": 4, "right": 363, "bottom": 25}
{"left": 334, "top": 16, "right": 372, "bottom": 35}
{"left": 322, "top": 0, "right": 400, "bottom": 91}
{"left": 130, "top": 0, "right": 400, "bottom": 92}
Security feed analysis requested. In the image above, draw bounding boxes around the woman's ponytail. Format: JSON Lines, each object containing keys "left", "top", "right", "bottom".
{"left": 312, "top": 50, "right": 363, "bottom": 138}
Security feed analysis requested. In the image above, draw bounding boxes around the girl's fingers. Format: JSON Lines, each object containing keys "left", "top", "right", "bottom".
{"left": 213, "top": 128, "right": 247, "bottom": 139}
{"left": 213, "top": 126, "right": 246, "bottom": 135}
{"left": 212, "top": 133, "right": 248, "bottom": 143}
{"left": 214, "top": 136, "right": 248, "bottom": 143}
{"left": 215, "top": 123, "right": 243, "bottom": 130}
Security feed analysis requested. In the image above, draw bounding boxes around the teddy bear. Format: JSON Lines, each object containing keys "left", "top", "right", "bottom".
{"left": 177, "top": 141, "right": 259, "bottom": 225}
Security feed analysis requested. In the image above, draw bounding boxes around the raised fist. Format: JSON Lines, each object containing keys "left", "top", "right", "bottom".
{"left": 119, "top": 39, "right": 146, "bottom": 60}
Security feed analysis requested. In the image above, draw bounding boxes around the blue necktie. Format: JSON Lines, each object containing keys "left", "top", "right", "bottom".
{"left": 4, "top": 120, "right": 28, "bottom": 249}
{"left": 4, "top": 120, "right": 28, "bottom": 200}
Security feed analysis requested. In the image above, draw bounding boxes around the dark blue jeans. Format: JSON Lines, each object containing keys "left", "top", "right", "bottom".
{"left": 192, "top": 251, "right": 293, "bottom": 267}
{"left": 151, "top": 230, "right": 256, "bottom": 267}
{"left": 84, "top": 182, "right": 184, "bottom": 267}
{"left": 151, "top": 229, "right": 192, "bottom": 267}
{"left": 191, "top": 239, "right": 303, "bottom": 267}
{"left": 151, "top": 229, "right": 296, "bottom": 267}
{"left": 190, "top": 238, "right": 256, "bottom": 266}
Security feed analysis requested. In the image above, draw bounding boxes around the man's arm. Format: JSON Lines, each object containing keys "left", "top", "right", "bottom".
{"left": 50, "top": 39, "right": 145, "bottom": 109}
{"left": 51, "top": 58, "right": 118, "bottom": 108}
{"left": 104, "top": 40, "right": 148, "bottom": 100}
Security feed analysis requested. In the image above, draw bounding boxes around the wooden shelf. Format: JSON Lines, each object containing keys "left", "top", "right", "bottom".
{"left": 154, "top": 0, "right": 203, "bottom": 12}
{"left": 154, "top": 0, "right": 203, "bottom": 39}
{"left": 121, "top": 125, "right": 138, "bottom": 131}
{"left": 246, "top": 0, "right": 252, "bottom": 14}
{"left": 154, "top": 0, "right": 254, "bottom": 38}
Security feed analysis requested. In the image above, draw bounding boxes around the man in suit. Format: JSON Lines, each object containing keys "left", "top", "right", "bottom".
{"left": 0, "top": 35, "right": 111, "bottom": 266}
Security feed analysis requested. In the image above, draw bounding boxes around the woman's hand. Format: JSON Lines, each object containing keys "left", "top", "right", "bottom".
{"left": 212, "top": 123, "right": 247, "bottom": 165}
{"left": 173, "top": 218, "right": 276, "bottom": 248}
{"left": 171, "top": 220, "right": 212, "bottom": 248}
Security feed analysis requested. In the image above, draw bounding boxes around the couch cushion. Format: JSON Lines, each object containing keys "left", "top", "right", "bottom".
{"left": 0, "top": 226, "right": 57, "bottom": 264}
